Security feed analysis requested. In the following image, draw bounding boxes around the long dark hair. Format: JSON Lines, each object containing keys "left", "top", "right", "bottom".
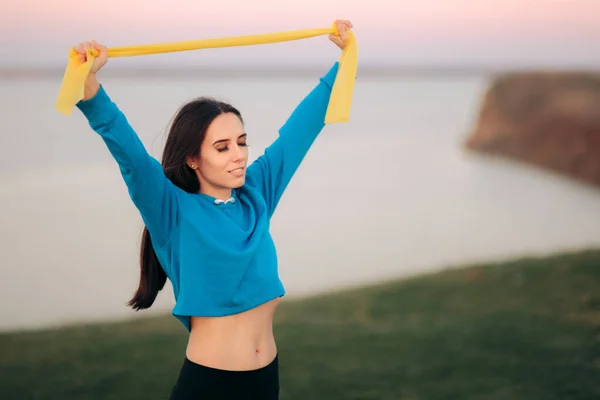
{"left": 127, "top": 97, "right": 243, "bottom": 310}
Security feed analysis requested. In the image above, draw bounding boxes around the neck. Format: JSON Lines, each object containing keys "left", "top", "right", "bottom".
{"left": 200, "top": 187, "right": 232, "bottom": 201}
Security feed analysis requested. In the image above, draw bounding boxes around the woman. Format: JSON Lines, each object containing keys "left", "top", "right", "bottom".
{"left": 73, "top": 19, "right": 353, "bottom": 399}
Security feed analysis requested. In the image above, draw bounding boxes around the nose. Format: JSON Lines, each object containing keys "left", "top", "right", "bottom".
{"left": 232, "top": 143, "right": 245, "bottom": 162}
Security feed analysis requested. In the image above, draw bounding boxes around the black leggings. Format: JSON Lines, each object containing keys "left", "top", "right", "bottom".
{"left": 168, "top": 355, "right": 279, "bottom": 400}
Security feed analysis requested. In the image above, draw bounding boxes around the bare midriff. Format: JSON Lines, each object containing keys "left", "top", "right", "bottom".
{"left": 185, "top": 297, "right": 281, "bottom": 371}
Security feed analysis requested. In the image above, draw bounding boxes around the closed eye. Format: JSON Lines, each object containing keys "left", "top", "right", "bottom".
{"left": 214, "top": 133, "right": 248, "bottom": 152}
{"left": 217, "top": 142, "right": 248, "bottom": 153}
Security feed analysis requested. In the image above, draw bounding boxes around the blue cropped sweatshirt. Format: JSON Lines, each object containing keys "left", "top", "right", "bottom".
{"left": 76, "top": 61, "right": 339, "bottom": 331}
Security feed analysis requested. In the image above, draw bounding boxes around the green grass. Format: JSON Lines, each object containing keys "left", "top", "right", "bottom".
{"left": 2, "top": 249, "right": 600, "bottom": 400}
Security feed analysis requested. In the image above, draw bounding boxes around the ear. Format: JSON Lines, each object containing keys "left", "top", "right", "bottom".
{"left": 185, "top": 155, "right": 198, "bottom": 170}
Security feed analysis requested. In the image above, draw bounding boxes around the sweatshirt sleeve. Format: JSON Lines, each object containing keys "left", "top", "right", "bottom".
{"left": 245, "top": 62, "right": 338, "bottom": 216}
{"left": 76, "top": 85, "right": 179, "bottom": 248}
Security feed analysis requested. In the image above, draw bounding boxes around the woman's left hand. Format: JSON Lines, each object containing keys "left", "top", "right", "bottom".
{"left": 329, "top": 20, "right": 353, "bottom": 50}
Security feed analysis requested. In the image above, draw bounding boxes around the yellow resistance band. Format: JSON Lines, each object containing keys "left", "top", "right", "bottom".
{"left": 55, "top": 25, "right": 358, "bottom": 124}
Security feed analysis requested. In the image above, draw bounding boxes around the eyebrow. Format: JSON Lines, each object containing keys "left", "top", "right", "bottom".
{"left": 212, "top": 133, "right": 247, "bottom": 146}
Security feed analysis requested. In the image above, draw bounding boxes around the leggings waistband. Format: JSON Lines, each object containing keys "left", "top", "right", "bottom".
{"left": 182, "top": 354, "right": 279, "bottom": 375}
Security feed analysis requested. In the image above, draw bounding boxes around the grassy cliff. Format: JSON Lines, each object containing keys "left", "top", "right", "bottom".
{"left": 1, "top": 249, "right": 599, "bottom": 399}
{"left": 464, "top": 72, "right": 600, "bottom": 189}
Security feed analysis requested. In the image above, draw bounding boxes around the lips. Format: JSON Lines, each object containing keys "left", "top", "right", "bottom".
{"left": 228, "top": 166, "right": 245, "bottom": 177}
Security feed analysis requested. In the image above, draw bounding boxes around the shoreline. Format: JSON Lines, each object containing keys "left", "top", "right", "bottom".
{"left": 2, "top": 244, "right": 598, "bottom": 335}
{"left": 2, "top": 64, "right": 598, "bottom": 80}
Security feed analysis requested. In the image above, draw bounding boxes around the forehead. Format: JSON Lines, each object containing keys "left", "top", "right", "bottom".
{"left": 205, "top": 112, "right": 244, "bottom": 143}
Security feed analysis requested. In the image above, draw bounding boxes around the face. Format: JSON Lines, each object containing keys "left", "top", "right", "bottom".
{"left": 187, "top": 112, "right": 248, "bottom": 199}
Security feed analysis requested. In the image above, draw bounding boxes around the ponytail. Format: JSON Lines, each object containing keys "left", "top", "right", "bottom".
{"left": 127, "top": 227, "right": 167, "bottom": 310}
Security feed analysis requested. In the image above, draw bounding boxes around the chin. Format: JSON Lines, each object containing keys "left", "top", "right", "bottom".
{"left": 231, "top": 176, "right": 246, "bottom": 188}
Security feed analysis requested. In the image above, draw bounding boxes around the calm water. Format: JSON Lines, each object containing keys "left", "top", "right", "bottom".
{"left": 2, "top": 69, "right": 600, "bottom": 332}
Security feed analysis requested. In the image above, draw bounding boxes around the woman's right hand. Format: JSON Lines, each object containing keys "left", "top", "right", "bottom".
{"left": 74, "top": 40, "right": 108, "bottom": 74}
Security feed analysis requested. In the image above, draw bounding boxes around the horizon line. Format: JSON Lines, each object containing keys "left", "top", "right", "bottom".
{"left": 1, "top": 63, "right": 599, "bottom": 80}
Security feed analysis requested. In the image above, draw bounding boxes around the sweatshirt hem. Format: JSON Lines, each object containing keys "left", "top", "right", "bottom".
{"left": 172, "top": 288, "right": 286, "bottom": 332}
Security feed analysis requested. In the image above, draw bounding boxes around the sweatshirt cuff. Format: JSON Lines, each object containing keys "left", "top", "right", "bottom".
{"left": 76, "top": 84, "right": 118, "bottom": 124}
{"left": 320, "top": 62, "right": 339, "bottom": 90}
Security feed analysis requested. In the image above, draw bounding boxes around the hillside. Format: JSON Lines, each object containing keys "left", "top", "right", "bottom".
{"left": 464, "top": 71, "right": 600, "bottom": 188}
{"left": 1, "top": 249, "right": 599, "bottom": 399}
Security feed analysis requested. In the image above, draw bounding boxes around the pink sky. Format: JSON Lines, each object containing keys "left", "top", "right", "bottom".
{"left": 2, "top": 0, "right": 599, "bottom": 67}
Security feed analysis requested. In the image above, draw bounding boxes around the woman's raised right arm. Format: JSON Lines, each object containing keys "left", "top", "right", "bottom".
{"left": 76, "top": 67, "right": 179, "bottom": 249}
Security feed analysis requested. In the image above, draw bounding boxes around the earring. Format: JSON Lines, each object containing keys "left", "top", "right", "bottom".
{"left": 190, "top": 164, "right": 196, "bottom": 169}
